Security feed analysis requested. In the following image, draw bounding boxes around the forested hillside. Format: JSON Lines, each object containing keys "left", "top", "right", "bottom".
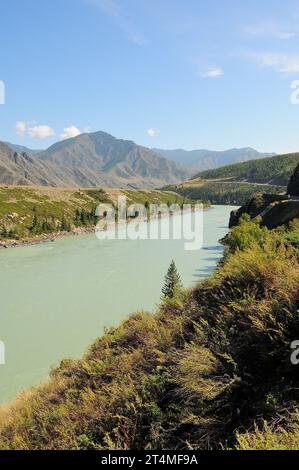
{"left": 194, "top": 152, "right": 299, "bottom": 186}
{"left": 164, "top": 152, "right": 299, "bottom": 205}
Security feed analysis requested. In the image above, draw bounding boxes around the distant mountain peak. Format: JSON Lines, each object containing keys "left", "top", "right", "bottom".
{"left": 4, "top": 142, "right": 43, "bottom": 156}
{"left": 0, "top": 131, "right": 192, "bottom": 189}
{"left": 154, "top": 147, "right": 276, "bottom": 171}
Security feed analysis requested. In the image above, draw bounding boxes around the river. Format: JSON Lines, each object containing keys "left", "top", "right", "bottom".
{"left": 0, "top": 205, "right": 235, "bottom": 404}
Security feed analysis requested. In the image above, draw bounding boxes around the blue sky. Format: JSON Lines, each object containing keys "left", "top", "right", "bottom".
{"left": 1, "top": 0, "right": 299, "bottom": 153}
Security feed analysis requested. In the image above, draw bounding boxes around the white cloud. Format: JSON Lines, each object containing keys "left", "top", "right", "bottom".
{"left": 201, "top": 67, "right": 224, "bottom": 78}
{"left": 16, "top": 121, "right": 55, "bottom": 139}
{"left": 244, "top": 21, "right": 296, "bottom": 40}
{"left": 249, "top": 52, "right": 299, "bottom": 74}
{"left": 147, "top": 128, "right": 158, "bottom": 137}
{"left": 15, "top": 122, "right": 89, "bottom": 141}
{"left": 28, "top": 125, "right": 55, "bottom": 140}
{"left": 60, "top": 125, "right": 81, "bottom": 140}
{"left": 16, "top": 121, "right": 27, "bottom": 137}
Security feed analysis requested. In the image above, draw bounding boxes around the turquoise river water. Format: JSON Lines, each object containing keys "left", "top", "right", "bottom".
{"left": 0, "top": 205, "right": 235, "bottom": 404}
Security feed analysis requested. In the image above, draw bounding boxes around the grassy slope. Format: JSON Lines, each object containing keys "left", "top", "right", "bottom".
{"left": 0, "top": 218, "right": 298, "bottom": 450}
{"left": 0, "top": 186, "right": 195, "bottom": 242}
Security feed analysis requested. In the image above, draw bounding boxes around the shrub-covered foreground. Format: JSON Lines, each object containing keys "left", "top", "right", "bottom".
{"left": 0, "top": 219, "right": 299, "bottom": 450}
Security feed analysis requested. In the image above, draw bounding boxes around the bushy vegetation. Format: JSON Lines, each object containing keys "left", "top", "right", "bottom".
{"left": 285, "top": 219, "right": 299, "bottom": 248}
{"left": 0, "top": 216, "right": 298, "bottom": 450}
{"left": 235, "top": 415, "right": 299, "bottom": 450}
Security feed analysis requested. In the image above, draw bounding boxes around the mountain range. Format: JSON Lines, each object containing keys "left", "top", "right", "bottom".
{"left": 154, "top": 147, "right": 275, "bottom": 171}
{"left": 0, "top": 132, "right": 192, "bottom": 188}
{"left": 0, "top": 131, "right": 277, "bottom": 189}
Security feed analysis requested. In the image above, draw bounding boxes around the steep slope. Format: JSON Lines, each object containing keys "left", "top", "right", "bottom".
{"left": 155, "top": 147, "right": 275, "bottom": 171}
{"left": 36, "top": 131, "right": 192, "bottom": 188}
{"left": 0, "top": 142, "right": 72, "bottom": 187}
{"left": 0, "top": 142, "right": 117, "bottom": 188}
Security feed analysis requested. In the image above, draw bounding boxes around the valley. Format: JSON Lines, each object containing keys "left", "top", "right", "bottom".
{"left": 1, "top": 160, "right": 299, "bottom": 448}
{"left": 0, "top": 147, "right": 299, "bottom": 450}
{"left": 2, "top": 0, "right": 299, "bottom": 456}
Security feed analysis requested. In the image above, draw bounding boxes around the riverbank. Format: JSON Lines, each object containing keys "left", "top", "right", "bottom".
{"left": 0, "top": 205, "right": 211, "bottom": 250}
{"left": 0, "top": 226, "right": 95, "bottom": 249}
{"left": 0, "top": 185, "right": 207, "bottom": 250}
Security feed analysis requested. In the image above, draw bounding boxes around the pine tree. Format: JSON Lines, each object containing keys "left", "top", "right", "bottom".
{"left": 162, "top": 260, "right": 183, "bottom": 299}
{"left": 61, "top": 214, "right": 71, "bottom": 232}
{"left": 30, "top": 214, "right": 41, "bottom": 234}
{"left": 80, "top": 209, "right": 88, "bottom": 226}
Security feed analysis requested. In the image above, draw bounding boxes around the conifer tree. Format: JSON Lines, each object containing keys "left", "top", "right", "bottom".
{"left": 162, "top": 260, "right": 183, "bottom": 299}
{"left": 61, "top": 214, "right": 71, "bottom": 232}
